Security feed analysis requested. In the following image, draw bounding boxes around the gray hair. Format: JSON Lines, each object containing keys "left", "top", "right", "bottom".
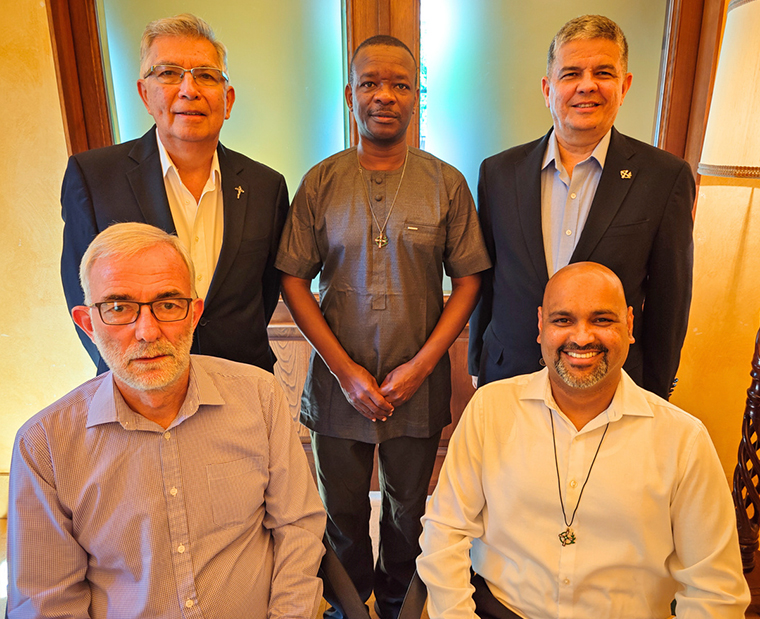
{"left": 547, "top": 15, "right": 628, "bottom": 74}
{"left": 80, "top": 223, "right": 196, "bottom": 304}
{"left": 139, "top": 13, "right": 228, "bottom": 77}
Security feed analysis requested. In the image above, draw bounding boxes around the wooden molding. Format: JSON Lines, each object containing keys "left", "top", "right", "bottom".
{"left": 46, "top": 0, "right": 113, "bottom": 156}
{"left": 345, "top": 0, "right": 420, "bottom": 148}
{"left": 655, "top": 0, "right": 726, "bottom": 176}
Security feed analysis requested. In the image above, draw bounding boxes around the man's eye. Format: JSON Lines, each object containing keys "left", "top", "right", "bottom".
{"left": 110, "top": 303, "right": 128, "bottom": 313}
{"left": 159, "top": 68, "right": 181, "bottom": 79}
{"left": 360, "top": 81, "right": 375, "bottom": 88}
{"left": 158, "top": 301, "right": 181, "bottom": 311}
{"left": 196, "top": 71, "right": 217, "bottom": 82}
{"left": 396, "top": 84, "right": 410, "bottom": 90}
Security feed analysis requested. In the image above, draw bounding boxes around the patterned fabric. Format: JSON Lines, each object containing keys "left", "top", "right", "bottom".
{"left": 8, "top": 355, "right": 326, "bottom": 619}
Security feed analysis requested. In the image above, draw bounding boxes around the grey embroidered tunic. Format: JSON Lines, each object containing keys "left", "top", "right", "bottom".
{"left": 276, "top": 146, "right": 491, "bottom": 443}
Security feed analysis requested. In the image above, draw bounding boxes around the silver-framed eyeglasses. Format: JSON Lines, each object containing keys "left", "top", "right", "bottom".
{"left": 91, "top": 299, "right": 193, "bottom": 325}
{"left": 143, "top": 64, "right": 229, "bottom": 87}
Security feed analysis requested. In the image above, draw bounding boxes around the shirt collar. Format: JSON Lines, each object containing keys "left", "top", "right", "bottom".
{"left": 522, "top": 367, "right": 654, "bottom": 433}
{"left": 85, "top": 357, "right": 226, "bottom": 431}
{"left": 541, "top": 128, "right": 613, "bottom": 174}
{"left": 156, "top": 131, "right": 221, "bottom": 189}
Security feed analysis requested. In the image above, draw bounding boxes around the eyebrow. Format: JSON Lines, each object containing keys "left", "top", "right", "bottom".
{"left": 560, "top": 63, "right": 618, "bottom": 73}
{"left": 547, "top": 309, "right": 619, "bottom": 318}
{"left": 101, "top": 290, "right": 186, "bottom": 302}
{"left": 357, "top": 69, "right": 413, "bottom": 81}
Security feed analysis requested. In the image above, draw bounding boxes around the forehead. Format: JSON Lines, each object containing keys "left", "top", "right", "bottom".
{"left": 147, "top": 35, "right": 220, "bottom": 68}
{"left": 552, "top": 38, "right": 624, "bottom": 72}
{"left": 88, "top": 245, "right": 192, "bottom": 300}
{"left": 353, "top": 45, "right": 416, "bottom": 80}
{"left": 544, "top": 271, "right": 626, "bottom": 314}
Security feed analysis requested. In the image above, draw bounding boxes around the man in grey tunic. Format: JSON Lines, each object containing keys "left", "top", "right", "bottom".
{"left": 276, "top": 35, "right": 491, "bottom": 619}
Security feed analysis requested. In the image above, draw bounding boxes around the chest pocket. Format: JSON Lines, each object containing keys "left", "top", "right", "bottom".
{"left": 402, "top": 221, "right": 445, "bottom": 246}
{"left": 207, "top": 456, "right": 266, "bottom": 528}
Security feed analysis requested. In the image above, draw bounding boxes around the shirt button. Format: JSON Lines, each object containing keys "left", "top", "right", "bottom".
{"left": 170, "top": 487, "right": 178, "bottom": 496}
{"left": 197, "top": 274, "right": 203, "bottom": 281}
{"left": 374, "top": 194, "right": 382, "bottom": 201}
{"left": 570, "top": 192, "right": 577, "bottom": 199}
{"left": 563, "top": 578, "right": 570, "bottom": 585}
{"left": 185, "top": 599, "right": 194, "bottom": 608}
{"left": 374, "top": 177, "right": 383, "bottom": 184}
{"left": 164, "top": 432, "right": 171, "bottom": 440}
{"left": 565, "top": 229, "right": 572, "bottom": 235}
{"left": 194, "top": 236, "right": 200, "bottom": 243}
{"left": 569, "top": 479, "right": 577, "bottom": 488}
{"left": 178, "top": 544, "right": 185, "bottom": 553}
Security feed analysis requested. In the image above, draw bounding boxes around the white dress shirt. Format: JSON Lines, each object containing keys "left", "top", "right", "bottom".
{"left": 418, "top": 369, "right": 749, "bottom": 619}
{"left": 157, "top": 133, "right": 224, "bottom": 300}
{"left": 540, "top": 130, "right": 610, "bottom": 277}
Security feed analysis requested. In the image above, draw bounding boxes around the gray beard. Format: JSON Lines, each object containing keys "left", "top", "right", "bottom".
{"left": 554, "top": 353, "right": 609, "bottom": 389}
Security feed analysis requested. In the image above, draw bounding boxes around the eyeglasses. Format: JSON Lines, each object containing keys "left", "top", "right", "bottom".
{"left": 143, "top": 64, "right": 229, "bottom": 87}
{"left": 91, "top": 299, "right": 193, "bottom": 325}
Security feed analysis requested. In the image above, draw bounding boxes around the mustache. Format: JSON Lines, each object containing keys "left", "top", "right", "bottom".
{"left": 369, "top": 109, "right": 400, "bottom": 118}
{"left": 127, "top": 342, "right": 177, "bottom": 361}
{"left": 558, "top": 342, "right": 609, "bottom": 353}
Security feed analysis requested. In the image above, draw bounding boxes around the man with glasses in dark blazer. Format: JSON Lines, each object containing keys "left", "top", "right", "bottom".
{"left": 60, "top": 13, "right": 288, "bottom": 374}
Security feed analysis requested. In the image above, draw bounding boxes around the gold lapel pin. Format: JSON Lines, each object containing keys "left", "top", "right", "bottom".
{"left": 620, "top": 170, "right": 632, "bottom": 179}
{"left": 235, "top": 186, "right": 245, "bottom": 198}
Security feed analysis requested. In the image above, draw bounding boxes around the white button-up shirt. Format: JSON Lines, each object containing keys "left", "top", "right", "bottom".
{"left": 418, "top": 369, "right": 749, "bottom": 619}
{"left": 157, "top": 133, "right": 224, "bottom": 300}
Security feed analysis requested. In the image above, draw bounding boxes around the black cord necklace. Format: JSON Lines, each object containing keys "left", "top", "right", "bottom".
{"left": 550, "top": 413, "right": 610, "bottom": 546}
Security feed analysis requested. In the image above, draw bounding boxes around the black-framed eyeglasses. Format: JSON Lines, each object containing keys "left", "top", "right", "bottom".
{"left": 91, "top": 299, "right": 193, "bottom": 325}
{"left": 143, "top": 64, "right": 229, "bottom": 87}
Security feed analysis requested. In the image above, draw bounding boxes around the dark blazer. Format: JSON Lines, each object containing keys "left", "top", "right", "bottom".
{"left": 61, "top": 127, "right": 289, "bottom": 374}
{"left": 468, "top": 128, "right": 695, "bottom": 399}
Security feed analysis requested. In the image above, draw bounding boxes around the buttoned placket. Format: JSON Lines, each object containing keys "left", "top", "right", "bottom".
{"left": 555, "top": 161, "right": 593, "bottom": 269}
{"left": 159, "top": 427, "right": 203, "bottom": 617}
{"left": 173, "top": 172, "right": 219, "bottom": 298}
{"left": 554, "top": 416, "right": 607, "bottom": 616}
{"left": 369, "top": 172, "right": 388, "bottom": 311}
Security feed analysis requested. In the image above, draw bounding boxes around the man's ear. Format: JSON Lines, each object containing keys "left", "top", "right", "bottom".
{"left": 72, "top": 306, "right": 96, "bottom": 342}
{"left": 627, "top": 306, "right": 635, "bottom": 343}
{"left": 190, "top": 297, "right": 204, "bottom": 330}
{"left": 345, "top": 82, "right": 354, "bottom": 112}
{"left": 537, "top": 306, "right": 544, "bottom": 343}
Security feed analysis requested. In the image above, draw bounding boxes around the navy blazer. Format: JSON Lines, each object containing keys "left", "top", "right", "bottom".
{"left": 61, "top": 127, "right": 289, "bottom": 374}
{"left": 468, "top": 128, "right": 695, "bottom": 399}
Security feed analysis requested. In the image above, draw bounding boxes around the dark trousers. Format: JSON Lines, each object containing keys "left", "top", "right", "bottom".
{"left": 471, "top": 572, "right": 524, "bottom": 619}
{"left": 312, "top": 431, "right": 441, "bottom": 619}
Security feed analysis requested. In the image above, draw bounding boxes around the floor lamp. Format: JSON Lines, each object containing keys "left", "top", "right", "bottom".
{"left": 699, "top": 0, "right": 760, "bottom": 573}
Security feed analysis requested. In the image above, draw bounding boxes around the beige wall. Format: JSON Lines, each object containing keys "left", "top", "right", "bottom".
{"left": 0, "top": 0, "right": 95, "bottom": 515}
{"left": 671, "top": 178, "right": 760, "bottom": 482}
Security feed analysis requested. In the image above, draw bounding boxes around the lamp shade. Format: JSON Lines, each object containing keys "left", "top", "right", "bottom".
{"left": 698, "top": 0, "right": 760, "bottom": 178}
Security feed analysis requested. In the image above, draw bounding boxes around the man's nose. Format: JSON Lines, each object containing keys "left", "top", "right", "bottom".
{"left": 133, "top": 305, "right": 162, "bottom": 342}
{"left": 374, "top": 83, "right": 395, "bottom": 103}
{"left": 178, "top": 71, "right": 201, "bottom": 98}
{"left": 576, "top": 70, "right": 598, "bottom": 92}
{"left": 570, "top": 321, "right": 596, "bottom": 346}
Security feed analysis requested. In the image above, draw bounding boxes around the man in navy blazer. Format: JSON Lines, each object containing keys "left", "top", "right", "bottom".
{"left": 61, "top": 14, "right": 288, "bottom": 374}
{"left": 468, "top": 15, "right": 695, "bottom": 400}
